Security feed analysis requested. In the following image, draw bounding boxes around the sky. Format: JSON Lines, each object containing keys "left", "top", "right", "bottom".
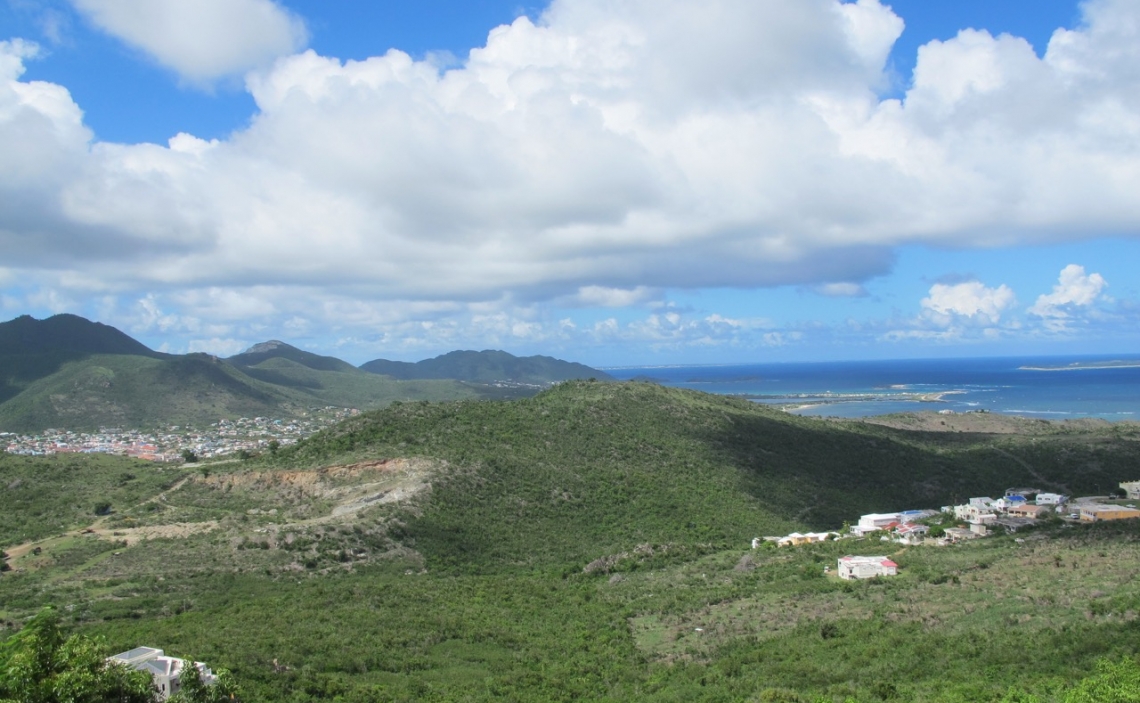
{"left": 1, "top": 0, "right": 1139, "bottom": 367}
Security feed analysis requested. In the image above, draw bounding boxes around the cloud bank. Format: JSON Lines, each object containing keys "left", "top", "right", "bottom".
{"left": 2, "top": 0, "right": 1140, "bottom": 358}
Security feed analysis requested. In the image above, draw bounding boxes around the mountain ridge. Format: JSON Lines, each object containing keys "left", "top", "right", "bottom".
{"left": 361, "top": 348, "right": 613, "bottom": 384}
{"left": 0, "top": 315, "right": 611, "bottom": 431}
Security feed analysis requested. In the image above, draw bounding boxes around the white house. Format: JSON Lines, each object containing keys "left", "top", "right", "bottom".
{"left": 1035, "top": 493, "right": 1068, "bottom": 506}
{"left": 110, "top": 647, "right": 217, "bottom": 701}
{"left": 776, "top": 531, "right": 838, "bottom": 547}
{"left": 837, "top": 555, "right": 898, "bottom": 580}
{"left": 1120, "top": 482, "right": 1140, "bottom": 500}
{"left": 992, "top": 496, "right": 1027, "bottom": 512}
{"left": 853, "top": 513, "right": 900, "bottom": 536}
{"left": 969, "top": 497, "right": 996, "bottom": 508}
{"left": 893, "top": 523, "right": 929, "bottom": 544}
{"left": 954, "top": 504, "right": 996, "bottom": 522}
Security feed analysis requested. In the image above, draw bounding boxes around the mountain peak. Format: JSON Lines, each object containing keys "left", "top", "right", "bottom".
{"left": 241, "top": 340, "right": 291, "bottom": 355}
{"left": 228, "top": 340, "right": 356, "bottom": 373}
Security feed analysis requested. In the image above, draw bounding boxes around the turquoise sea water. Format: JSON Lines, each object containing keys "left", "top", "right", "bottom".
{"left": 604, "top": 355, "right": 1140, "bottom": 421}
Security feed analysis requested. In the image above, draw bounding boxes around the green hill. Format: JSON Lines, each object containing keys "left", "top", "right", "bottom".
{"left": 360, "top": 349, "right": 613, "bottom": 384}
{"left": 227, "top": 342, "right": 481, "bottom": 409}
{"left": 0, "top": 316, "right": 616, "bottom": 432}
{"left": 4, "top": 383, "right": 1140, "bottom": 701}
{"left": 0, "top": 314, "right": 162, "bottom": 404}
{"left": 273, "top": 380, "right": 1140, "bottom": 569}
{"left": 227, "top": 340, "right": 358, "bottom": 373}
{"left": 0, "top": 319, "right": 497, "bottom": 431}
{"left": 0, "top": 353, "right": 299, "bottom": 432}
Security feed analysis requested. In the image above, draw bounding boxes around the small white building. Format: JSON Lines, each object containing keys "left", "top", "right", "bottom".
{"left": 893, "top": 523, "right": 929, "bottom": 544}
{"left": 1120, "top": 482, "right": 1140, "bottom": 500}
{"left": 776, "top": 531, "right": 838, "bottom": 547}
{"left": 110, "top": 647, "right": 217, "bottom": 701}
{"left": 853, "top": 513, "right": 900, "bottom": 536}
{"left": 837, "top": 555, "right": 898, "bottom": 580}
{"left": 992, "top": 496, "right": 1027, "bottom": 512}
{"left": 1035, "top": 492, "right": 1068, "bottom": 506}
{"left": 954, "top": 504, "right": 996, "bottom": 522}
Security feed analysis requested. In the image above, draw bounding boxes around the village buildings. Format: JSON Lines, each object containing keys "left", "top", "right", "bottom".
{"left": 3, "top": 408, "right": 358, "bottom": 461}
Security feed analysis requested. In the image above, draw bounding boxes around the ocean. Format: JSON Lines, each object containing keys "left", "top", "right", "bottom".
{"left": 603, "top": 355, "right": 1140, "bottom": 421}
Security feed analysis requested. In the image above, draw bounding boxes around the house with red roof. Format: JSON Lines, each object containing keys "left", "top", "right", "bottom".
{"left": 837, "top": 555, "right": 898, "bottom": 580}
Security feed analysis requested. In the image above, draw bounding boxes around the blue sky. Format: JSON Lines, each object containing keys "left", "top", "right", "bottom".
{"left": 1, "top": 0, "right": 1138, "bottom": 366}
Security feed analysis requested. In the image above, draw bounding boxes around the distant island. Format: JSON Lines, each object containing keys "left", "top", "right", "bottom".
{"left": 1020, "top": 360, "right": 1140, "bottom": 371}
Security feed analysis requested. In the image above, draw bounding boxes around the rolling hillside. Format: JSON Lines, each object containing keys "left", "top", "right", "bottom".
{"left": 0, "top": 317, "right": 612, "bottom": 431}
{"left": 4, "top": 381, "right": 1140, "bottom": 701}
{"left": 226, "top": 340, "right": 482, "bottom": 410}
{"left": 272, "top": 380, "right": 1140, "bottom": 568}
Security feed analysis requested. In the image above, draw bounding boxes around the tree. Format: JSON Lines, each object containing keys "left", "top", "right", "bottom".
{"left": 167, "top": 658, "right": 240, "bottom": 703}
{"left": 267, "top": 440, "right": 280, "bottom": 455}
{"left": 0, "top": 608, "right": 156, "bottom": 703}
{"left": 181, "top": 450, "right": 198, "bottom": 464}
{"left": 1064, "top": 657, "right": 1140, "bottom": 703}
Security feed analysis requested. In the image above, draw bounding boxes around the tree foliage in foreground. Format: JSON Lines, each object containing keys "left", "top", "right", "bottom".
{"left": 0, "top": 608, "right": 240, "bottom": 703}
{"left": 0, "top": 608, "right": 154, "bottom": 703}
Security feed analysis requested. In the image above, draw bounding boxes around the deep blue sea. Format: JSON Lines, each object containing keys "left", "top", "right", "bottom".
{"left": 603, "top": 355, "right": 1140, "bottom": 421}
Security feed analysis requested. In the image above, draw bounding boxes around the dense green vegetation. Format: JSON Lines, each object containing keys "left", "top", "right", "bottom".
{"left": 0, "top": 609, "right": 155, "bottom": 703}
{"left": 3, "top": 381, "right": 1140, "bottom": 701}
{"left": 0, "top": 608, "right": 238, "bottom": 703}
{"left": 7, "top": 525, "right": 1140, "bottom": 702}
{"left": 273, "top": 381, "right": 1140, "bottom": 559}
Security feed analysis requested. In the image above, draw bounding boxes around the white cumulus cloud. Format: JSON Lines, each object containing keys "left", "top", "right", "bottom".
{"left": 921, "top": 280, "right": 1016, "bottom": 325}
{"left": 1029, "top": 264, "right": 1108, "bottom": 320}
{"left": 69, "top": 0, "right": 307, "bottom": 83}
{"left": 0, "top": 0, "right": 1139, "bottom": 332}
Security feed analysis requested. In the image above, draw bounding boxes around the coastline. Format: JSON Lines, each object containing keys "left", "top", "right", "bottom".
{"left": 1020, "top": 362, "right": 1140, "bottom": 372}
{"left": 608, "top": 356, "right": 1140, "bottom": 422}
{"left": 778, "top": 389, "right": 964, "bottom": 413}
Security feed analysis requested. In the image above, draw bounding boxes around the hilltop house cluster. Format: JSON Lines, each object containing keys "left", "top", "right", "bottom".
{"left": 758, "top": 483, "right": 1140, "bottom": 580}
{"left": 2, "top": 408, "right": 358, "bottom": 462}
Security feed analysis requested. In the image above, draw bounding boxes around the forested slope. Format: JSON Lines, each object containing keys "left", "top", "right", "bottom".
{"left": 274, "top": 380, "right": 1140, "bottom": 569}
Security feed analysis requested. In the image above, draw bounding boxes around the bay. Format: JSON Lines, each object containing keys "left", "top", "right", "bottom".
{"left": 604, "top": 355, "right": 1140, "bottom": 421}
